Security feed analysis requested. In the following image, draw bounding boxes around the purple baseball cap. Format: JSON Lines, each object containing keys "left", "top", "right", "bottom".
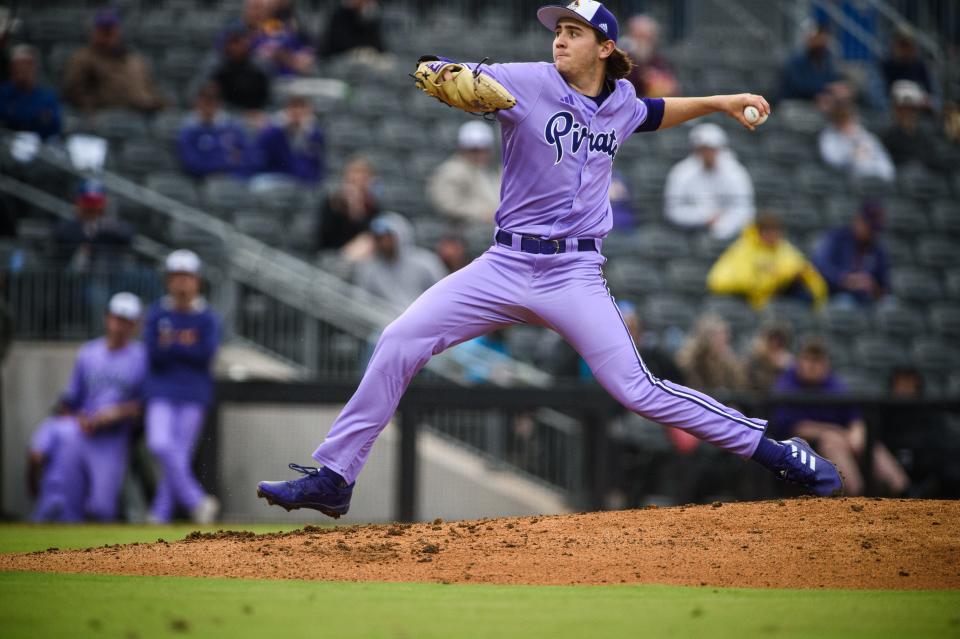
{"left": 93, "top": 8, "right": 120, "bottom": 28}
{"left": 537, "top": 1, "right": 619, "bottom": 43}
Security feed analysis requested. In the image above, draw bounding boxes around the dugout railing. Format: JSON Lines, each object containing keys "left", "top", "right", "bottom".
{"left": 214, "top": 380, "right": 960, "bottom": 521}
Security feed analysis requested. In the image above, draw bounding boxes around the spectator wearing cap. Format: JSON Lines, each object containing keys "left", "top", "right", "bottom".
{"left": 779, "top": 23, "right": 846, "bottom": 104}
{"left": 353, "top": 212, "right": 446, "bottom": 310}
{"left": 209, "top": 22, "right": 271, "bottom": 111}
{"left": 707, "top": 212, "right": 828, "bottom": 310}
{"left": 177, "top": 84, "right": 252, "bottom": 180}
{"left": 772, "top": 337, "right": 909, "bottom": 497}
{"left": 881, "top": 80, "right": 951, "bottom": 174}
{"left": 322, "top": 0, "right": 387, "bottom": 59}
{"left": 881, "top": 29, "right": 934, "bottom": 97}
{"left": 819, "top": 100, "right": 895, "bottom": 182}
{"left": 620, "top": 15, "right": 679, "bottom": 98}
{"left": 243, "top": 0, "right": 315, "bottom": 77}
{"left": 53, "top": 179, "right": 133, "bottom": 272}
{"left": 664, "top": 123, "right": 755, "bottom": 241}
{"left": 0, "top": 44, "right": 62, "bottom": 140}
{"left": 814, "top": 200, "right": 890, "bottom": 307}
{"left": 428, "top": 121, "right": 501, "bottom": 226}
{"left": 143, "top": 250, "right": 221, "bottom": 525}
{"left": 251, "top": 95, "right": 325, "bottom": 187}
{"left": 62, "top": 8, "right": 166, "bottom": 113}
{"left": 317, "top": 156, "right": 380, "bottom": 252}
{"left": 29, "top": 292, "right": 147, "bottom": 521}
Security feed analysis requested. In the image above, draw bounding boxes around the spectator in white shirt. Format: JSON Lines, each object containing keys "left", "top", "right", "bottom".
{"left": 428, "top": 121, "right": 501, "bottom": 225}
{"left": 664, "top": 123, "right": 755, "bottom": 241}
{"left": 818, "top": 101, "right": 895, "bottom": 182}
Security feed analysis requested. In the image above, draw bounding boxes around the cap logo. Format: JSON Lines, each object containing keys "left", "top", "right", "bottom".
{"left": 599, "top": 22, "right": 608, "bottom": 32}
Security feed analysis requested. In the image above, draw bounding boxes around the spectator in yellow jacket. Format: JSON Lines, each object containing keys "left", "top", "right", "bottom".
{"left": 707, "top": 212, "right": 828, "bottom": 310}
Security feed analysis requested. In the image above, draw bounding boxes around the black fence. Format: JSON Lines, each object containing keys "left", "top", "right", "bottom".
{"left": 216, "top": 380, "right": 960, "bottom": 521}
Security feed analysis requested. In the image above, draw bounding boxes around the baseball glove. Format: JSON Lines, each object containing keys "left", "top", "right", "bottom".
{"left": 413, "top": 56, "right": 517, "bottom": 114}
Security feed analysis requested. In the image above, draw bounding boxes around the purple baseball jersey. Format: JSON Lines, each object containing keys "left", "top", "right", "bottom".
{"left": 61, "top": 337, "right": 147, "bottom": 424}
{"left": 478, "top": 62, "right": 662, "bottom": 239}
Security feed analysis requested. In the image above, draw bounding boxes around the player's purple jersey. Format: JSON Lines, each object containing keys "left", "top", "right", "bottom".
{"left": 477, "top": 62, "right": 662, "bottom": 239}
{"left": 61, "top": 338, "right": 147, "bottom": 421}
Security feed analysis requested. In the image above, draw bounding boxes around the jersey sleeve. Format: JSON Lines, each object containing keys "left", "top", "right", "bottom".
{"left": 59, "top": 351, "right": 86, "bottom": 411}
{"left": 466, "top": 62, "right": 546, "bottom": 124}
{"left": 629, "top": 97, "right": 665, "bottom": 133}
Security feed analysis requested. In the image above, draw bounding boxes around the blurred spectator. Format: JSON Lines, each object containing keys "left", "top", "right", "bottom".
{"left": 664, "top": 123, "right": 755, "bottom": 241}
{"left": 883, "top": 367, "right": 960, "bottom": 497}
{"left": 743, "top": 320, "right": 794, "bottom": 392}
{"left": 251, "top": 95, "right": 325, "bottom": 186}
{"left": 244, "top": 0, "right": 315, "bottom": 76}
{"left": 814, "top": 200, "right": 889, "bottom": 307}
{"left": 608, "top": 170, "right": 634, "bottom": 230}
{"left": 779, "top": 23, "right": 845, "bottom": 103}
{"left": 772, "top": 337, "right": 909, "bottom": 496}
{"left": 880, "top": 80, "right": 950, "bottom": 173}
{"left": 353, "top": 212, "right": 446, "bottom": 309}
{"left": 707, "top": 212, "right": 828, "bottom": 310}
{"left": 322, "top": 0, "right": 387, "bottom": 59}
{"left": 318, "top": 156, "right": 380, "bottom": 251}
{"left": 435, "top": 233, "right": 469, "bottom": 274}
{"left": 143, "top": 250, "right": 221, "bottom": 525}
{"left": 63, "top": 8, "right": 166, "bottom": 113}
{"left": 881, "top": 29, "right": 934, "bottom": 97}
{"left": 53, "top": 179, "right": 133, "bottom": 272}
{"left": 210, "top": 21, "right": 271, "bottom": 111}
{"left": 30, "top": 292, "right": 147, "bottom": 522}
{"left": 428, "top": 121, "right": 500, "bottom": 226}
{"left": 675, "top": 314, "right": 745, "bottom": 392}
{"left": 177, "top": 84, "right": 252, "bottom": 180}
{"left": 620, "top": 14, "right": 679, "bottom": 98}
{"left": 818, "top": 101, "right": 895, "bottom": 182}
{"left": 0, "top": 45, "right": 62, "bottom": 140}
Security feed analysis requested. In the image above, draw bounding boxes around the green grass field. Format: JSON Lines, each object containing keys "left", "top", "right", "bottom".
{"left": 1, "top": 524, "right": 958, "bottom": 639}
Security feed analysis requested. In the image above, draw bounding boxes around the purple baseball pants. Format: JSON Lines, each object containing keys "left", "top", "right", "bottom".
{"left": 313, "top": 244, "right": 766, "bottom": 485}
{"left": 146, "top": 399, "right": 207, "bottom": 522}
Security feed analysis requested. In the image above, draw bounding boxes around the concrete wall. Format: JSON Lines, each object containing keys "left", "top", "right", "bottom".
{"left": 3, "top": 342, "right": 569, "bottom": 522}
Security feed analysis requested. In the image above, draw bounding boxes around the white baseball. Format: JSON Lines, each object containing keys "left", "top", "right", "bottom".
{"left": 743, "top": 105, "right": 768, "bottom": 126}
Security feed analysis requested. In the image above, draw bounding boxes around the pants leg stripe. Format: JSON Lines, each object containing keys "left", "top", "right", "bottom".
{"left": 608, "top": 295, "right": 767, "bottom": 432}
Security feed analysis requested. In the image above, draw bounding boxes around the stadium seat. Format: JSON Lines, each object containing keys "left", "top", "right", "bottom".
{"left": 606, "top": 259, "right": 666, "bottom": 297}
{"left": 915, "top": 236, "right": 960, "bottom": 269}
{"left": 137, "top": 11, "right": 190, "bottom": 49}
{"left": 782, "top": 198, "right": 824, "bottom": 233}
{"left": 641, "top": 294, "right": 697, "bottom": 332}
{"left": 882, "top": 198, "right": 930, "bottom": 237}
{"left": 821, "top": 305, "right": 871, "bottom": 337}
{"left": 151, "top": 110, "right": 187, "bottom": 145}
{"left": 823, "top": 195, "right": 858, "bottom": 228}
{"left": 795, "top": 164, "right": 846, "bottom": 198}
{"left": 202, "top": 177, "right": 250, "bottom": 218}
{"left": 286, "top": 210, "right": 317, "bottom": 254}
{"left": 119, "top": 140, "right": 176, "bottom": 179}
{"left": 897, "top": 165, "right": 950, "bottom": 200}
{"left": 93, "top": 110, "right": 149, "bottom": 144}
{"left": 145, "top": 172, "right": 199, "bottom": 207}
{"left": 633, "top": 226, "right": 690, "bottom": 261}
{"left": 930, "top": 199, "right": 960, "bottom": 235}
{"left": 911, "top": 338, "right": 959, "bottom": 375}
{"left": 890, "top": 267, "right": 942, "bottom": 304}
{"left": 834, "top": 368, "right": 884, "bottom": 394}
{"left": 412, "top": 218, "right": 454, "bottom": 248}
{"left": 874, "top": 305, "right": 925, "bottom": 339}
{"left": 702, "top": 295, "right": 756, "bottom": 335}
{"left": 234, "top": 211, "right": 284, "bottom": 247}
{"left": 252, "top": 181, "right": 305, "bottom": 218}
{"left": 163, "top": 47, "right": 203, "bottom": 84}
{"left": 853, "top": 335, "right": 909, "bottom": 374}
{"left": 665, "top": 259, "right": 709, "bottom": 297}
{"left": 776, "top": 100, "right": 825, "bottom": 134}
{"left": 884, "top": 236, "right": 913, "bottom": 265}
{"left": 946, "top": 269, "right": 960, "bottom": 301}
{"left": 850, "top": 175, "right": 897, "bottom": 198}
{"left": 928, "top": 304, "right": 960, "bottom": 341}
{"left": 762, "top": 298, "right": 818, "bottom": 334}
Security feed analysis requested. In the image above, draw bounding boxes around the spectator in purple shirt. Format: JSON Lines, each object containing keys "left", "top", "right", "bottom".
{"left": 814, "top": 200, "right": 890, "bottom": 307}
{"left": 772, "top": 337, "right": 908, "bottom": 496}
{"left": 0, "top": 44, "right": 62, "bottom": 140}
{"left": 251, "top": 95, "right": 325, "bottom": 187}
{"left": 177, "top": 83, "right": 252, "bottom": 180}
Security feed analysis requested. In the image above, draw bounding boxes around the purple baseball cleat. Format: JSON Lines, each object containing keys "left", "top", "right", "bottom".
{"left": 773, "top": 437, "right": 844, "bottom": 496}
{"left": 257, "top": 464, "right": 354, "bottom": 519}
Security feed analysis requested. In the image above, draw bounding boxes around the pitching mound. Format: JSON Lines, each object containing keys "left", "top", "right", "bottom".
{"left": 3, "top": 498, "right": 958, "bottom": 589}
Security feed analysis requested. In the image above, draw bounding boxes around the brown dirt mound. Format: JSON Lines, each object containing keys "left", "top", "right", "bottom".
{"left": 3, "top": 498, "right": 958, "bottom": 589}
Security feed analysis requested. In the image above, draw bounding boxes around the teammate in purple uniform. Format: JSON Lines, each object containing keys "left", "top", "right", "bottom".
{"left": 258, "top": 1, "right": 843, "bottom": 517}
{"left": 29, "top": 292, "right": 146, "bottom": 522}
{"left": 143, "top": 250, "right": 222, "bottom": 524}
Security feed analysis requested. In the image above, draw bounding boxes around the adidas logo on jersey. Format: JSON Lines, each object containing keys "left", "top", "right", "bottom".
{"left": 559, "top": 94, "right": 576, "bottom": 106}
{"left": 544, "top": 111, "right": 619, "bottom": 164}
